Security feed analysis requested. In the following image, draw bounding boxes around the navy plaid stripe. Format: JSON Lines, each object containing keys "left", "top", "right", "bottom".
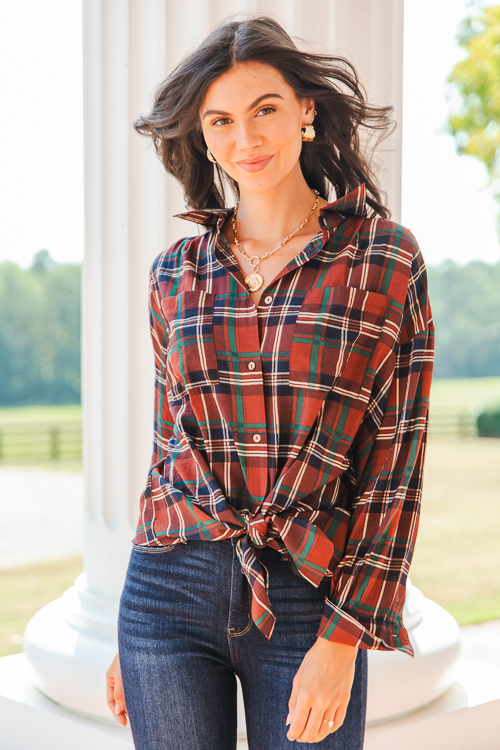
{"left": 133, "top": 183, "right": 434, "bottom": 653}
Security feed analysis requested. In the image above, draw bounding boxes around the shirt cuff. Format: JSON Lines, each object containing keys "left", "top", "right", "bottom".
{"left": 317, "top": 597, "right": 414, "bottom": 657}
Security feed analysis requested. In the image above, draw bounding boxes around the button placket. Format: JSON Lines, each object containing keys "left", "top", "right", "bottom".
{"left": 234, "top": 290, "right": 268, "bottom": 500}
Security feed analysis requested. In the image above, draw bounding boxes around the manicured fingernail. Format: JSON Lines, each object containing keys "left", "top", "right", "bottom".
{"left": 115, "top": 704, "right": 121, "bottom": 714}
{"left": 285, "top": 713, "right": 291, "bottom": 725}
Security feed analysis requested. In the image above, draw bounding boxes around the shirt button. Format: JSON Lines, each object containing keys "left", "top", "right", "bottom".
{"left": 247, "top": 361, "right": 256, "bottom": 370}
{"left": 264, "top": 295, "right": 273, "bottom": 304}
{"left": 252, "top": 434, "right": 261, "bottom": 443}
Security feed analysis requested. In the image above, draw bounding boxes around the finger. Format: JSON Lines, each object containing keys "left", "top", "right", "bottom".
{"left": 286, "top": 676, "right": 300, "bottom": 726}
{"left": 106, "top": 672, "right": 115, "bottom": 711}
{"left": 114, "top": 709, "right": 128, "bottom": 726}
{"left": 107, "top": 684, "right": 127, "bottom": 725}
{"left": 106, "top": 658, "right": 128, "bottom": 726}
{"left": 311, "top": 704, "right": 345, "bottom": 743}
{"left": 331, "top": 702, "right": 347, "bottom": 732}
{"left": 295, "top": 704, "right": 327, "bottom": 743}
{"left": 113, "top": 674, "right": 128, "bottom": 725}
{"left": 286, "top": 694, "right": 312, "bottom": 742}
{"left": 113, "top": 669, "right": 125, "bottom": 713}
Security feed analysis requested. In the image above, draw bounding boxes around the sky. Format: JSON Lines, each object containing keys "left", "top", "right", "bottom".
{"left": 401, "top": 0, "right": 500, "bottom": 266}
{"left": 0, "top": 0, "right": 499, "bottom": 269}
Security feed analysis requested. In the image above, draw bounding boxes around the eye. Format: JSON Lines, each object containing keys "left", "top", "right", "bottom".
{"left": 211, "top": 117, "right": 232, "bottom": 127}
{"left": 256, "top": 106, "right": 277, "bottom": 117}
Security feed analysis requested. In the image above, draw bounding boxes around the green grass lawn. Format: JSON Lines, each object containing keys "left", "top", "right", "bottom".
{"left": 0, "top": 404, "right": 82, "bottom": 423}
{"left": 0, "top": 557, "right": 83, "bottom": 657}
{"left": 429, "top": 376, "right": 500, "bottom": 413}
{"left": 0, "top": 382, "right": 499, "bottom": 655}
{"left": 410, "top": 434, "right": 500, "bottom": 625}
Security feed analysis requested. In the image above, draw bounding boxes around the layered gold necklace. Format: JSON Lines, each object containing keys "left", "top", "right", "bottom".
{"left": 231, "top": 189, "right": 320, "bottom": 293}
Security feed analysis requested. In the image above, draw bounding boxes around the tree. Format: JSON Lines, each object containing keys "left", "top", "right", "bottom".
{"left": 31, "top": 248, "right": 57, "bottom": 273}
{"left": 426, "top": 259, "right": 500, "bottom": 378}
{"left": 0, "top": 253, "right": 81, "bottom": 406}
{"left": 447, "top": 4, "right": 500, "bottom": 235}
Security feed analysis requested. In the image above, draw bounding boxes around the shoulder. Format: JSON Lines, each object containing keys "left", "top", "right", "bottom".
{"left": 355, "top": 217, "right": 432, "bottom": 341}
{"left": 149, "top": 231, "right": 213, "bottom": 294}
{"left": 357, "top": 216, "right": 428, "bottom": 293}
{"left": 358, "top": 216, "right": 422, "bottom": 261}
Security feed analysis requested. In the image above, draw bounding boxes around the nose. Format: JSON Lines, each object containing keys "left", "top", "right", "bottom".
{"left": 233, "top": 120, "right": 263, "bottom": 153}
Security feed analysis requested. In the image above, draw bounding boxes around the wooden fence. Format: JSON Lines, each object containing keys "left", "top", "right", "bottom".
{"left": 0, "top": 407, "right": 480, "bottom": 463}
{"left": 427, "top": 406, "right": 477, "bottom": 437}
{"left": 0, "top": 422, "right": 82, "bottom": 462}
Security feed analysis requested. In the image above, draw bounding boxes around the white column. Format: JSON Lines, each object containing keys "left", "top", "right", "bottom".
{"left": 22, "top": 0, "right": 169, "bottom": 720}
{"left": 22, "top": 0, "right": 459, "bottom": 729}
{"left": 326, "top": 0, "right": 404, "bottom": 221}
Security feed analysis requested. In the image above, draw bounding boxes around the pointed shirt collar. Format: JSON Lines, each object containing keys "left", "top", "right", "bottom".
{"left": 173, "top": 183, "right": 368, "bottom": 228}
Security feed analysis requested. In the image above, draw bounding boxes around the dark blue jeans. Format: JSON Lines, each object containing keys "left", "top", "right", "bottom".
{"left": 118, "top": 538, "right": 367, "bottom": 750}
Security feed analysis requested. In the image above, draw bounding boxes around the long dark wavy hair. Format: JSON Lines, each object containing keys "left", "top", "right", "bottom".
{"left": 133, "top": 15, "right": 395, "bottom": 221}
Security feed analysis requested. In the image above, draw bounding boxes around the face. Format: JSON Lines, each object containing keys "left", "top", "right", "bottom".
{"left": 200, "top": 61, "right": 314, "bottom": 195}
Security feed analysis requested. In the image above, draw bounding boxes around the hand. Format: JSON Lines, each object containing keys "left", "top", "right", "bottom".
{"left": 106, "top": 652, "right": 128, "bottom": 726}
{"left": 286, "top": 637, "right": 358, "bottom": 743}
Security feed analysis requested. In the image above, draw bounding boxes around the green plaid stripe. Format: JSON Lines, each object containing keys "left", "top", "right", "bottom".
{"left": 133, "top": 183, "right": 434, "bottom": 652}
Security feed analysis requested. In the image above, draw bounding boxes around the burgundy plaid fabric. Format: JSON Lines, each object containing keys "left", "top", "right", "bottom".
{"left": 132, "top": 183, "right": 434, "bottom": 655}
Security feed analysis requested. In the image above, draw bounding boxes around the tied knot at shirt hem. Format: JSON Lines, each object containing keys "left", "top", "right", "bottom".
{"left": 232, "top": 512, "right": 334, "bottom": 639}
{"left": 135, "top": 506, "right": 336, "bottom": 642}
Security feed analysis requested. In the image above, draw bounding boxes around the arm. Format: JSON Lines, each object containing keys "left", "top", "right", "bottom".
{"left": 147, "top": 263, "right": 176, "bottom": 467}
{"left": 316, "top": 240, "right": 434, "bottom": 655}
{"left": 107, "top": 260, "right": 175, "bottom": 722}
{"left": 132, "top": 262, "right": 176, "bottom": 545}
{"left": 287, "top": 236, "right": 434, "bottom": 742}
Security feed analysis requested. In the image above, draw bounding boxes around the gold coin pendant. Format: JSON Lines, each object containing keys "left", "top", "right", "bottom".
{"left": 245, "top": 272, "right": 264, "bottom": 292}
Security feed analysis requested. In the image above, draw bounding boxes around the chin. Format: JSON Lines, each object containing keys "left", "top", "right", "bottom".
{"left": 237, "top": 171, "right": 293, "bottom": 196}
{"left": 239, "top": 180, "right": 278, "bottom": 194}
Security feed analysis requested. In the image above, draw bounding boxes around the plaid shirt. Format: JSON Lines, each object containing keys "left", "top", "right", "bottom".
{"left": 133, "top": 183, "right": 434, "bottom": 656}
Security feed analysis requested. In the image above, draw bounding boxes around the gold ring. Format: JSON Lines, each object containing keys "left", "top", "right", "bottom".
{"left": 323, "top": 718, "right": 334, "bottom": 729}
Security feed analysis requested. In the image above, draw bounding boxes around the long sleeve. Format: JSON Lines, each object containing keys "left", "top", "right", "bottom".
{"left": 148, "top": 263, "right": 176, "bottom": 464}
{"left": 316, "top": 237, "right": 435, "bottom": 656}
{"left": 133, "top": 262, "right": 176, "bottom": 545}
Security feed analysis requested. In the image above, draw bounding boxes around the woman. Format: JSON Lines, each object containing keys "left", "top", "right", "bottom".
{"left": 106, "top": 15, "right": 434, "bottom": 750}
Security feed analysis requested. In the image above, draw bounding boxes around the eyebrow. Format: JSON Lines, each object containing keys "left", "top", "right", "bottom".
{"left": 201, "top": 93, "right": 284, "bottom": 120}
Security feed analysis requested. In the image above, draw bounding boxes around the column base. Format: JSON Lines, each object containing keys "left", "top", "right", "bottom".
{"left": 1, "top": 653, "right": 498, "bottom": 750}
{"left": 0, "top": 654, "right": 131, "bottom": 750}
{"left": 364, "top": 657, "right": 500, "bottom": 750}
{"left": 22, "top": 576, "right": 462, "bottom": 726}
{"left": 22, "top": 575, "right": 119, "bottom": 721}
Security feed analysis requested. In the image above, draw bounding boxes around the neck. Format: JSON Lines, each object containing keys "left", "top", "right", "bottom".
{"left": 234, "top": 165, "right": 320, "bottom": 244}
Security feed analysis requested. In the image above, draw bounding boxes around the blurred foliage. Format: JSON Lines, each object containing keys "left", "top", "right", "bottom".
{"left": 427, "top": 259, "right": 500, "bottom": 378}
{"left": 447, "top": 4, "right": 500, "bottom": 235}
{"left": 0, "top": 250, "right": 80, "bottom": 406}
{"left": 0, "top": 251, "right": 499, "bottom": 407}
{"left": 477, "top": 400, "right": 500, "bottom": 436}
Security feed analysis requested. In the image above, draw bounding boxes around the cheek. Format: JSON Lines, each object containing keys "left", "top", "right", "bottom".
{"left": 205, "top": 129, "right": 235, "bottom": 157}
{"left": 266, "top": 116, "right": 302, "bottom": 158}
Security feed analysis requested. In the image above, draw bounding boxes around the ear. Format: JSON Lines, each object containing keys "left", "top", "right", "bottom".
{"left": 302, "top": 98, "right": 316, "bottom": 124}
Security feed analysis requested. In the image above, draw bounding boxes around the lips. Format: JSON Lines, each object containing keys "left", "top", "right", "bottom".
{"left": 235, "top": 155, "right": 274, "bottom": 173}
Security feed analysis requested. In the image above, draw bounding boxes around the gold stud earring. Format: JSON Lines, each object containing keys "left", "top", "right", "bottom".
{"left": 301, "top": 123, "right": 316, "bottom": 142}
{"left": 207, "top": 147, "right": 217, "bottom": 163}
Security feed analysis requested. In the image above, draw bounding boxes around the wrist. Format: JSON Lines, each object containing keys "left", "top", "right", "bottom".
{"left": 315, "top": 636, "right": 358, "bottom": 657}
